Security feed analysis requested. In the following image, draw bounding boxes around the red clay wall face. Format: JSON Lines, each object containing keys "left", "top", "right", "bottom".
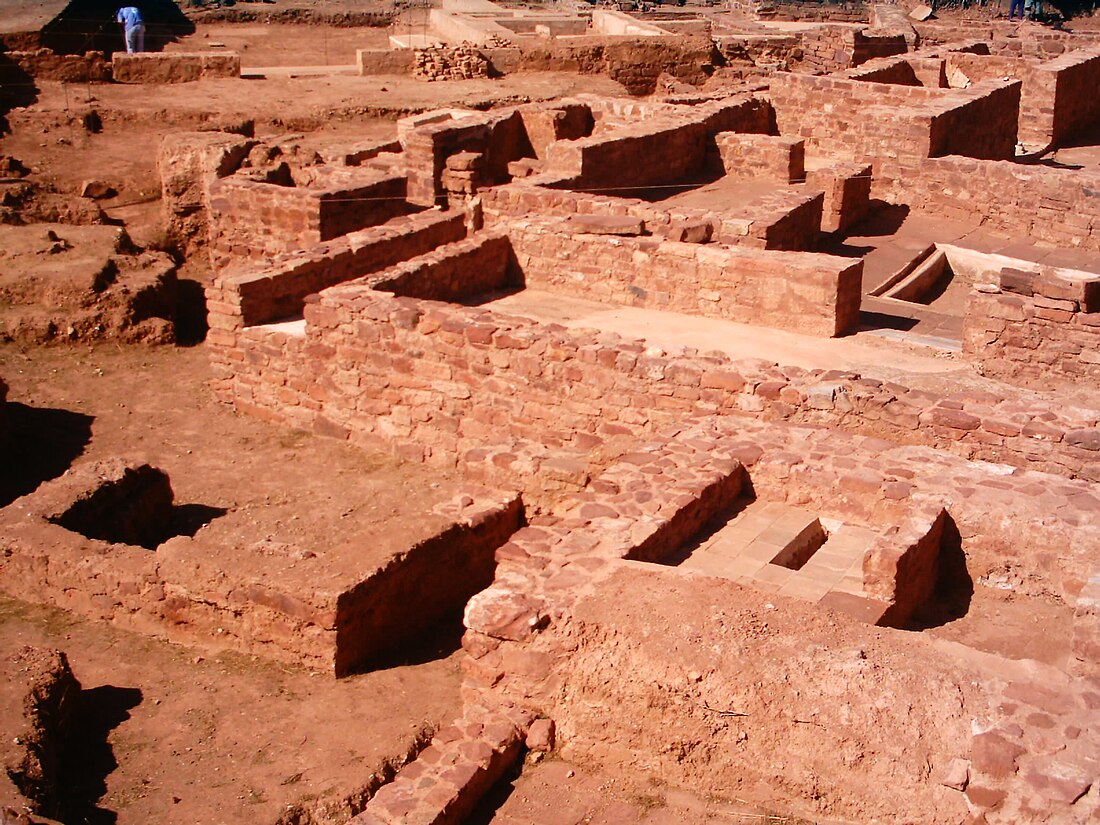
{"left": 506, "top": 219, "right": 860, "bottom": 337}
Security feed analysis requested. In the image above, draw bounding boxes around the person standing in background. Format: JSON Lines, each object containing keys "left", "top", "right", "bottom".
{"left": 116, "top": 6, "right": 145, "bottom": 53}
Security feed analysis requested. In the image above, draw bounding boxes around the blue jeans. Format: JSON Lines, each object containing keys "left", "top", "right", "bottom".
{"left": 1009, "top": 0, "right": 1026, "bottom": 17}
{"left": 125, "top": 24, "right": 145, "bottom": 53}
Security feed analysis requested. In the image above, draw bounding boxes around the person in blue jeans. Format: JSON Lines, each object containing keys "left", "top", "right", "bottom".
{"left": 1009, "top": 0, "right": 1026, "bottom": 18}
{"left": 116, "top": 6, "right": 145, "bottom": 53}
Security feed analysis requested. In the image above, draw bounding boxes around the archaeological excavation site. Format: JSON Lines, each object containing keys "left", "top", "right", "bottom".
{"left": 2, "top": 0, "right": 1100, "bottom": 821}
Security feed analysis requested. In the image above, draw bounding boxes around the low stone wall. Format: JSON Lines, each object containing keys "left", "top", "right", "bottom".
{"left": 207, "top": 209, "right": 467, "bottom": 329}
{"left": 506, "top": 217, "right": 859, "bottom": 336}
{"left": 964, "top": 268, "right": 1100, "bottom": 390}
{"left": 878, "top": 156, "right": 1100, "bottom": 251}
{"left": 112, "top": 51, "right": 241, "bottom": 84}
{"left": 0, "top": 458, "right": 521, "bottom": 676}
{"left": 1, "top": 49, "right": 111, "bottom": 82}
{"left": 208, "top": 169, "right": 411, "bottom": 268}
{"left": 715, "top": 132, "right": 805, "bottom": 183}
{"left": 544, "top": 117, "right": 708, "bottom": 190}
{"left": 770, "top": 73, "right": 1019, "bottom": 164}
{"left": 480, "top": 180, "right": 823, "bottom": 252}
{"left": 210, "top": 274, "right": 1100, "bottom": 492}
{"left": 356, "top": 48, "right": 415, "bottom": 76}
{"left": 806, "top": 161, "right": 872, "bottom": 233}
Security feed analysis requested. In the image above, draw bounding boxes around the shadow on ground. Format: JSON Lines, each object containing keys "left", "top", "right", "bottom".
{"left": 58, "top": 685, "right": 143, "bottom": 825}
{"left": 0, "top": 403, "right": 94, "bottom": 508}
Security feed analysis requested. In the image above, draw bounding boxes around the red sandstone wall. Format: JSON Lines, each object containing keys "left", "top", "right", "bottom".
{"left": 964, "top": 272, "right": 1100, "bottom": 390}
{"left": 206, "top": 209, "right": 467, "bottom": 328}
{"left": 209, "top": 283, "right": 1100, "bottom": 488}
{"left": 544, "top": 118, "right": 709, "bottom": 191}
{"left": 207, "top": 172, "right": 410, "bottom": 269}
{"left": 480, "top": 181, "right": 822, "bottom": 252}
{"left": 714, "top": 133, "right": 805, "bottom": 183}
{"left": 877, "top": 157, "right": 1100, "bottom": 251}
{"left": 506, "top": 218, "right": 858, "bottom": 336}
{"left": 769, "top": 74, "right": 1018, "bottom": 164}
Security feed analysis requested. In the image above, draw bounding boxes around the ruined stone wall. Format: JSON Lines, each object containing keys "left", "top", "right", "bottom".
{"left": 371, "top": 230, "right": 517, "bottom": 303}
{"left": 516, "top": 37, "right": 719, "bottom": 96}
{"left": 927, "top": 80, "right": 1019, "bottom": 160}
{"left": 480, "top": 180, "right": 822, "bottom": 251}
{"left": 111, "top": 52, "right": 241, "bottom": 83}
{"left": 0, "top": 49, "right": 111, "bottom": 82}
{"left": 964, "top": 271, "right": 1100, "bottom": 390}
{"left": 769, "top": 74, "right": 1019, "bottom": 164}
{"left": 714, "top": 133, "right": 805, "bottom": 183}
{"left": 878, "top": 157, "right": 1100, "bottom": 251}
{"left": 207, "top": 172, "right": 409, "bottom": 269}
{"left": 506, "top": 218, "right": 858, "bottom": 336}
{"left": 765, "top": 1, "right": 869, "bottom": 23}
{"left": 206, "top": 210, "right": 466, "bottom": 330}
{"left": 544, "top": 118, "right": 708, "bottom": 190}
{"left": 209, "top": 280, "right": 1100, "bottom": 487}
{"left": 402, "top": 110, "right": 527, "bottom": 207}
{"left": 948, "top": 48, "right": 1100, "bottom": 149}
{"left": 805, "top": 161, "right": 872, "bottom": 233}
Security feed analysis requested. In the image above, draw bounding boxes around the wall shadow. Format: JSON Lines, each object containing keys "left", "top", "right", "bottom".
{"left": 0, "top": 403, "right": 94, "bottom": 508}
{"left": 57, "top": 685, "right": 143, "bottom": 825}
{"left": 166, "top": 503, "right": 228, "bottom": 540}
{"left": 906, "top": 514, "right": 973, "bottom": 630}
{"left": 0, "top": 50, "right": 39, "bottom": 135}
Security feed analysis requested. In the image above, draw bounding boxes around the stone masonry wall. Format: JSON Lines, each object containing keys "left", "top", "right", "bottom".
{"left": 543, "top": 118, "right": 708, "bottom": 191}
{"left": 480, "top": 181, "right": 823, "bottom": 252}
{"left": 877, "top": 157, "right": 1100, "bottom": 251}
{"left": 506, "top": 218, "right": 859, "bottom": 337}
{"left": 769, "top": 74, "right": 1019, "bottom": 164}
{"left": 964, "top": 269, "right": 1100, "bottom": 390}
{"left": 208, "top": 278, "right": 1100, "bottom": 492}
{"left": 206, "top": 209, "right": 467, "bottom": 329}
{"left": 207, "top": 172, "right": 410, "bottom": 269}
{"left": 714, "top": 133, "right": 805, "bottom": 183}
{"left": 112, "top": 52, "right": 241, "bottom": 83}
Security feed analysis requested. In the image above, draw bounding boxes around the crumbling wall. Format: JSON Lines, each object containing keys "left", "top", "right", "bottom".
{"left": 158, "top": 131, "right": 257, "bottom": 256}
{"left": 0, "top": 49, "right": 111, "bottom": 82}
{"left": 964, "top": 268, "right": 1100, "bottom": 390}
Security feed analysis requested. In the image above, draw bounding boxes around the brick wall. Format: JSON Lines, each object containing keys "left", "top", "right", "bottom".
{"left": 770, "top": 73, "right": 1019, "bottom": 164}
{"left": 207, "top": 170, "right": 411, "bottom": 269}
{"left": 480, "top": 180, "right": 823, "bottom": 252}
{"left": 206, "top": 209, "right": 467, "bottom": 329}
{"left": 964, "top": 269, "right": 1100, "bottom": 389}
{"left": 209, "top": 278, "right": 1100, "bottom": 487}
{"left": 506, "top": 217, "right": 859, "bottom": 336}
{"left": 111, "top": 52, "right": 241, "bottom": 83}
{"left": 878, "top": 156, "right": 1100, "bottom": 251}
